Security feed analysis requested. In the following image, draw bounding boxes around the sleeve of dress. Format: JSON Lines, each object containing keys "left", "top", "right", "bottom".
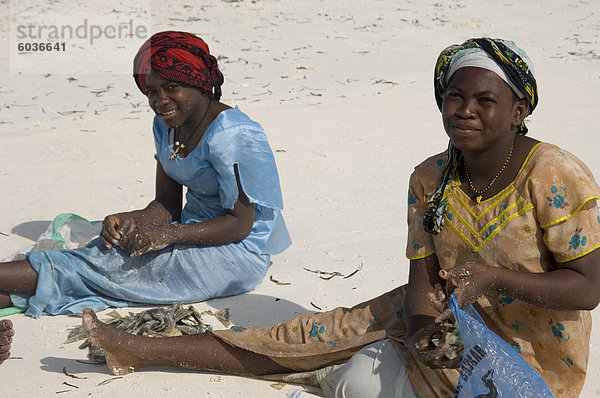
{"left": 532, "top": 148, "right": 600, "bottom": 263}
{"left": 207, "top": 119, "right": 284, "bottom": 211}
{"left": 406, "top": 168, "right": 436, "bottom": 260}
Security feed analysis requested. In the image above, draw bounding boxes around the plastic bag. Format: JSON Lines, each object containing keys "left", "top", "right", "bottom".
{"left": 449, "top": 294, "right": 554, "bottom": 397}
{"left": 6, "top": 213, "right": 102, "bottom": 261}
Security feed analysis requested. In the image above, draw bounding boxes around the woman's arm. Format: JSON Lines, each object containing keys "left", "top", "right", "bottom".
{"left": 441, "top": 249, "right": 600, "bottom": 312}
{"left": 404, "top": 255, "right": 444, "bottom": 336}
{"left": 404, "top": 254, "right": 462, "bottom": 368}
{"left": 121, "top": 163, "right": 255, "bottom": 257}
{"left": 161, "top": 163, "right": 255, "bottom": 247}
{"left": 153, "top": 159, "right": 184, "bottom": 223}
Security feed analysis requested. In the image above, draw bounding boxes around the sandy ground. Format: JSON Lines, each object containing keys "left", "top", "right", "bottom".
{"left": 1, "top": 0, "right": 599, "bottom": 396}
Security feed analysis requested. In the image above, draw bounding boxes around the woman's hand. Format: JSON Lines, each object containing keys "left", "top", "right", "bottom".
{"left": 100, "top": 212, "right": 137, "bottom": 250}
{"left": 407, "top": 321, "right": 463, "bottom": 369}
{"left": 100, "top": 210, "right": 174, "bottom": 257}
{"left": 406, "top": 282, "right": 463, "bottom": 369}
{"left": 119, "top": 224, "right": 174, "bottom": 257}
{"left": 435, "top": 262, "right": 497, "bottom": 322}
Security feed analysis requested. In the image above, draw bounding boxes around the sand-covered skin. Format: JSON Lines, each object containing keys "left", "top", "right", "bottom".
{"left": 1, "top": 1, "right": 599, "bottom": 396}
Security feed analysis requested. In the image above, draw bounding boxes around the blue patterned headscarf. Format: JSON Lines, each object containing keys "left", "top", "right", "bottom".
{"left": 423, "top": 38, "right": 539, "bottom": 235}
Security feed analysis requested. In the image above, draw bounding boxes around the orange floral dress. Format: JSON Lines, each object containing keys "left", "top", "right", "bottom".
{"left": 214, "top": 143, "right": 600, "bottom": 397}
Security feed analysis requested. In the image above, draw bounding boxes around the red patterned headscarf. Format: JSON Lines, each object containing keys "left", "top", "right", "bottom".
{"left": 133, "top": 31, "right": 224, "bottom": 100}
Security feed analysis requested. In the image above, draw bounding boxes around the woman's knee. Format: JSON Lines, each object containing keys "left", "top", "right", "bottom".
{"left": 320, "top": 340, "right": 416, "bottom": 398}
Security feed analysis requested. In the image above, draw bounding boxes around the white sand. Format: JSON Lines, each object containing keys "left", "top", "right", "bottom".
{"left": 1, "top": 0, "right": 599, "bottom": 396}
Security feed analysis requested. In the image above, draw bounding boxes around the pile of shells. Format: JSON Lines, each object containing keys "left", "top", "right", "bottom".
{"left": 66, "top": 303, "right": 230, "bottom": 363}
{"left": 428, "top": 321, "right": 463, "bottom": 361}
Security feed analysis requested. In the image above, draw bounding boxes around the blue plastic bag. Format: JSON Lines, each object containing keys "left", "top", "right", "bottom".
{"left": 449, "top": 294, "right": 554, "bottom": 397}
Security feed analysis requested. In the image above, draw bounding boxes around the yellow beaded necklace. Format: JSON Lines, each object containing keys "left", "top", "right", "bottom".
{"left": 464, "top": 138, "right": 515, "bottom": 203}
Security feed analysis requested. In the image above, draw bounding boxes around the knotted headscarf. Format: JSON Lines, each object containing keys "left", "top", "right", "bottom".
{"left": 423, "top": 38, "right": 539, "bottom": 234}
{"left": 133, "top": 31, "right": 224, "bottom": 100}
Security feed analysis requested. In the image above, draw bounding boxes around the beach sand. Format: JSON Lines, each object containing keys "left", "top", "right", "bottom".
{"left": 1, "top": 0, "right": 599, "bottom": 396}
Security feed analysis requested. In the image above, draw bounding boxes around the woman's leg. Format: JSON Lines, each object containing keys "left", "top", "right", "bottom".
{"left": 0, "top": 260, "right": 38, "bottom": 308}
{"left": 0, "top": 260, "right": 34, "bottom": 366}
{"left": 0, "top": 293, "right": 12, "bottom": 308}
{"left": 0, "top": 319, "right": 14, "bottom": 365}
{"left": 82, "top": 308, "right": 293, "bottom": 376}
{"left": 318, "top": 340, "right": 417, "bottom": 398}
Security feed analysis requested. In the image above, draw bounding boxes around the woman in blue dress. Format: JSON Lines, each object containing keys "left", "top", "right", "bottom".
{"left": 0, "top": 31, "right": 291, "bottom": 319}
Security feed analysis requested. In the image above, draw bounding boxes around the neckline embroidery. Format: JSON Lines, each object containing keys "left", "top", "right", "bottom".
{"left": 454, "top": 142, "right": 543, "bottom": 205}
{"left": 441, "top": 143, "right": 544, "bottom": 252}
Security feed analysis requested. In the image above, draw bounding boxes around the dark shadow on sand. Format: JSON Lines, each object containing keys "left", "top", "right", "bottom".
{"left": 40, "top": 355, "right": 112, "bottom": 376}
{"left": 205, "top": 292, "right": 315, "bottom": 328}
{"left": 40, "top": 355, "right": 203, "bottom": 376}
{"left": 11, "top": 221, "right": 52, "bottom": 241}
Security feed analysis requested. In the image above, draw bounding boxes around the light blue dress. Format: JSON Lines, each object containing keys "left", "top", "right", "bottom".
{"left": 12, "top": 107, "right": 291, "bottom": 317}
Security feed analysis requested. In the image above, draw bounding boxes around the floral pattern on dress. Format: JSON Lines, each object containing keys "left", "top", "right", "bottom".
{"left": 561, "top": 357, "right": 574, "bottom": 368}
{"left": 499, "top": 294, "right": 514, "bottom": 306}
{"left": 547, "top": 185, "right": 569, "bottom": 209}
{"left": 309, "top": 323, "right": 326, "bottom": 342}
{"left": 483, "top": 224, "right": 497, "bottom": 239}
{"left": 568, "top": 228, "right": 588, "bottom": 253}
{"left": 411, "top": 238, "right": 420, "bottom": 251}
{"left": 510, "top": 342, "right": 521, "bottom": 353}
{"left": 408, "top": 187, "right": 416, "bottom": 205}
{"left": 550, "top": 320, "right": 571, "bottom": 342}
{"left": 511, "top": 320, "right": 524, "bottom": 330}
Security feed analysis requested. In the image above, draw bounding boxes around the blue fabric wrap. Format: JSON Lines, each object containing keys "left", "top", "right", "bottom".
{"left": 11, "top": 107, "right": 290, "bottom": 317}
{"left": 14, "top": 241, "right": 268, "bottom": 317}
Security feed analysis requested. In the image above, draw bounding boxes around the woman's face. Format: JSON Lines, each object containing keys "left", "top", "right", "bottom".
{"left": 441, "top": 67, "right": 525, "bottom": 155}
{"left": 144, "top": 72, "right": 208, "bottom": 129}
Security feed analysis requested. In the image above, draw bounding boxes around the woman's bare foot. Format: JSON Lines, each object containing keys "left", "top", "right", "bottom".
{"left": 0, "top": 319, "right": 14, "bottom": 365}
{"left": 82, "top": 308, "right": 142, "bottom": 375}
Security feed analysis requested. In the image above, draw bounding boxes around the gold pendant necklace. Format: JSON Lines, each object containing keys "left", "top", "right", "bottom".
{"left": 169, "top": 101, "right": 212, "bottom": 161}
{"left": 464, "top": 138, "right": 515, "bottom": 203}
{"left": 169, "top": 141, "right": 185, "bottom": 160}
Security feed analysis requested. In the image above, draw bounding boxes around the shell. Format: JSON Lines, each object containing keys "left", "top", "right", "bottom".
{"left": 428, "top": 321, "right": 464, "bottom": 361}
{"left": 66, "top": 303, "right": 221, "bottom": 363}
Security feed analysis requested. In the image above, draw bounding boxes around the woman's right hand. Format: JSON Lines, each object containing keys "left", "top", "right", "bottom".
{"left": 407, "top": 283, "right": 463, "bottom": 369}
{"left": 407, "top": 322, "right": 463, "bottom": 369}
{"left": 100, "top": 212, "right": 136, "bottom": 250}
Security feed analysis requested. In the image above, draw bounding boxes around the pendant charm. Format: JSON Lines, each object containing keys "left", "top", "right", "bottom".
{"left": 475, "top": 195, "right": 482, "bottom": 204}
{"left": 169, "top": 141, "right": 185, "bottom": 161}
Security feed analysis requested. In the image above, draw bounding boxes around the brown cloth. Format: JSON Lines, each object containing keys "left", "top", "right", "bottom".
{"left": 213, "top": 285, "right": 459, "bottom": 397}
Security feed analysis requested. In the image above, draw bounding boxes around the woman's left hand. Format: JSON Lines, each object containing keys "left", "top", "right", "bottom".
{"left": 119, "top": 224, "right": 175, "bottom": 257}
{"left": 436, "top": 262, "right": 497, "bottom": 322}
